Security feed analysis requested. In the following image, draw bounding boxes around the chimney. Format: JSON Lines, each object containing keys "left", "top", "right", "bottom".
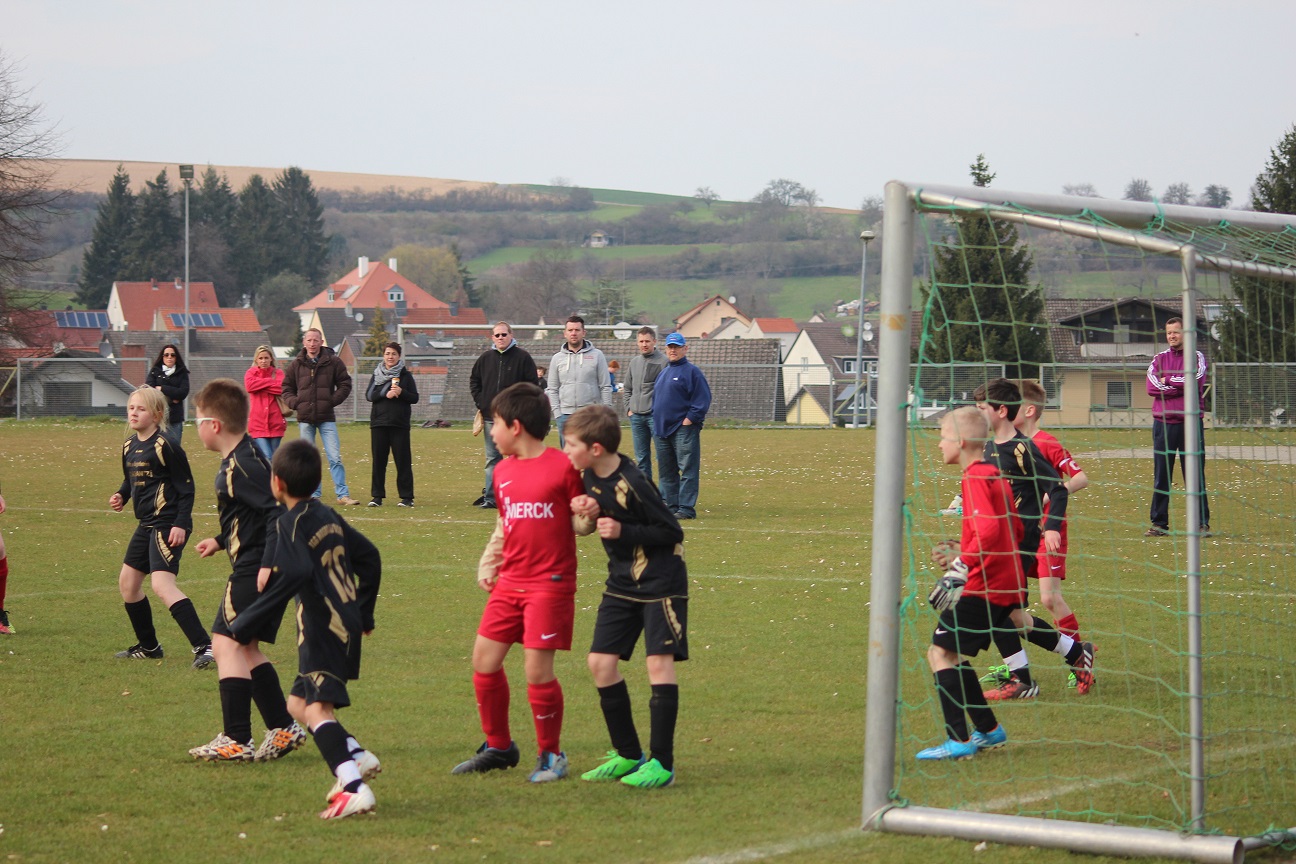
{"left": 345, "top": 302, "right": 353, "bottom": 319}
{"left": 358, "top": 257, "right": 369, "bottom": 278}
{"left": 388, "top": 258, "right": 398, "bottom": 272}
{"left": 449, "top": 302, "right": 459, "bottom": 316}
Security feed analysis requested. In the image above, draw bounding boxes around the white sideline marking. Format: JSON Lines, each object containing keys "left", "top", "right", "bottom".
{"left": 675, "top": 828, "right": 866, "bottom": 864}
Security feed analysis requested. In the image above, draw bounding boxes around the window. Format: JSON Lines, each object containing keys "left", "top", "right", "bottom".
{"left": 1106, "top": 380, "right": 1132, "bottom": 409}
{"left": 842, "top": 359, "right": 856, "bottom": 373}
{"left": 388, "top": 288, "right": 404, "bottom": 303}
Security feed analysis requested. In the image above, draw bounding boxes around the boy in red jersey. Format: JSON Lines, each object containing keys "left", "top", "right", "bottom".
{"left": 451, "top": 383, "right": 595, "bottom": 783}
{"left": 918, "top": 407, "right": 1021, "bottom": 760}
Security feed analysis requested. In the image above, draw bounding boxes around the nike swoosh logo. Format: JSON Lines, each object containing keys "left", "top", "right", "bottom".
{"left": 499, "top": 480, "right": 513, "bottom": 489}
{"left": 541, "top": 632, "right": 558, "bottom": 640}
{"left": 536, "top": 712, "right": 557, "bottom": 720}
{"left": 934, "top": 628, "right": 948, "bottom": 635}
{"left": 1050, "top": 565, "right": 1063, "bottom": 571}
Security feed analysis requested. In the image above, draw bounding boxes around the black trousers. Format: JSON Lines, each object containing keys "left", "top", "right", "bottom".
{"left": 1150, "top": 419, "right": 1210, "bottom": 529}
{"left": 371, "top": 425, "right": 413, "bottom": 501}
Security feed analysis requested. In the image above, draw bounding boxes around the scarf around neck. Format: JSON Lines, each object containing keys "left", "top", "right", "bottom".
{"left": 372, "top": 359, "right": 406, "bottom": 387}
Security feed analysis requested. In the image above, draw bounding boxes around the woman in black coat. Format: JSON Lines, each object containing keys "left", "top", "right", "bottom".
{"left": 366, "top": 342, "right": 419, "bottom": 507}
{"left": 145, "top": 343, "right": 190, "bottom": 444}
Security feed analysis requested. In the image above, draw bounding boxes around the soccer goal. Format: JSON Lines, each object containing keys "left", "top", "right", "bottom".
{"left": 862, "top": 181, "right": 1296, "bottom": 862}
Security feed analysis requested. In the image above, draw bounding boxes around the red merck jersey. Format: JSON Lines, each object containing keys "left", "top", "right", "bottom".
{"left": 1030, "top": 430, "right": 1081, "bottom": 532}
{"left": 960, "top": 460, "right": 1026, "bottom": 607}
{"left": 493, "top": 447, "right": 586, "bottom": 595}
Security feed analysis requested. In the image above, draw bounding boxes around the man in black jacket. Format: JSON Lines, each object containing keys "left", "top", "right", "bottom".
{"left": 468, "top": 322, "right": 538, "bottom": 509}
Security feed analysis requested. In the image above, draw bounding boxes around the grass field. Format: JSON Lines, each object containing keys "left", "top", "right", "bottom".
{"left": 0, "top": 419, "right": 1288, "bottom": 864}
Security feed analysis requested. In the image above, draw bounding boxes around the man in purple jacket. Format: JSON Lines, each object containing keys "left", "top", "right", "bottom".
{"left": 1145, "top": 317, "right": 1211, "bottom": 537}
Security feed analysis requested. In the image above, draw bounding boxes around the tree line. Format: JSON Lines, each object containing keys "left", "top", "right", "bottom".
{"left": 77, "top": 165, "right": 331, "bottom": 314}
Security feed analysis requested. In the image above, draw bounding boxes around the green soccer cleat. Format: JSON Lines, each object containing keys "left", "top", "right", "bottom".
{"left": 1067, "top": 671, "right": 1078, "bottom": 689}
{"left": 581, "top": 750, "right": 646, "bottom": 781}
{"left": 979, "top": 664, "right": 1012, "bottom": 685}
{"left": 620, "top": 757, "right": 675, "bottom": 789}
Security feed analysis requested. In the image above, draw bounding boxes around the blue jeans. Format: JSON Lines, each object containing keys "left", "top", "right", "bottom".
{"left": 629, "top": 413, "right": 655, "bottom": 484}
{"left": 251, "top": 437, "right": 281, "bottom": 462}
{"left": 299, "top": 421, "right": 349, "bottom": 499}
{"left": 482, "top": 419, "right": 502, "bottom": 504}
{"left": 656, "top": 424, "right": 700, "bottom": 517}
{"left": 555, "top": 413, "right": 570, "bottom": 448}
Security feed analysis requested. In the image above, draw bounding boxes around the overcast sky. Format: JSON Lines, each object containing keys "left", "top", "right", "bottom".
{"left": 7, "top": 1, "right": 1295, "bottom": 209}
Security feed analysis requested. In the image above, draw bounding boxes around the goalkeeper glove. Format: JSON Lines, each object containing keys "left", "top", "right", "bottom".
{"left": 928, "top": 558, "right": 968, "bottom": 613}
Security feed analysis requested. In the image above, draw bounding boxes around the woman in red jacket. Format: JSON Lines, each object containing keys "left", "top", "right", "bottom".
{"left": 244, "top": 345, "right": 287, "bottom": 460}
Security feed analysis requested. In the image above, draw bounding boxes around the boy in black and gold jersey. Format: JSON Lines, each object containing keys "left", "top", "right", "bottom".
{"left": 565, "top": 405, "right": 688, "bottom": 790}
{"left": 967, "top": 378, "right": 1092, "bottom": 700}
{"left": 109, "top": 386, "right": 212, "bottom": 667}
{"left": 187, "top": 379, "right": 304, "bottom": 763}
{"left": 230, "top": 439, "right": 382, "bottom": 820}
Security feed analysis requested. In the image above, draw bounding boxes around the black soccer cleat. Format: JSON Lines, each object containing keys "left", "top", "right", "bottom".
{"left": 115, "top": 642, "right": 164, "bottom": 660}
{"left": 451, "top": 741, "right": 520, "bottom": 775}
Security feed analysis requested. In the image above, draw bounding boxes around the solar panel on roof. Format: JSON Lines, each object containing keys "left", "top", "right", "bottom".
{"left": 54, "top": 311, "right": 109, "bottom": 328}
{"left": 168, "top": 312, "right": 225, "bottom": 328}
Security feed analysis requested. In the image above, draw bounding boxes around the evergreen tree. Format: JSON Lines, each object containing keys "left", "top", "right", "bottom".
{"left": 77, "top": 165, "right": 135, "bottom": 307}
{"left": 450, "top": 242, "right": 480, "bottom": 307}
{"left": 1218, "top": 126, "right": 1296, "bottom": 362}
{"left": 191, "top": 166, "right": 238, "bottom": 242}
{"left": 921, "top": 154, "right": 1050, "bottom": 384}
{"left": 362, "top": 307, "right": 390, "bottom": 356}
{"left": 271, "top": 167, "right": 329, "bottom": 286}
{"left": 231, "top": 174, "right": 281, "bottom": 302}
{"left": 122, "top": 169, "right": 182, "bottom": 280}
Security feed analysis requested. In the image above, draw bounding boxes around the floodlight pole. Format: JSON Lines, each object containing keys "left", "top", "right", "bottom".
{"left": 179, "top": 164, "right": 194, "bottom": 422}
{"left": 852, "top": 231, "right": 875, "bottom": 428}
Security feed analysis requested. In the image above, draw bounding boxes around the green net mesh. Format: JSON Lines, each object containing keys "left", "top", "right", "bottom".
{"left": 895, "top": 193, "right": 1296, "bottom": 843}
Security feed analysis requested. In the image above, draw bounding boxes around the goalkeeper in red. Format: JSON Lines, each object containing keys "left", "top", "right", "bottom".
{"left": 918, "top": 407, "right": 1023, "bottom": 761}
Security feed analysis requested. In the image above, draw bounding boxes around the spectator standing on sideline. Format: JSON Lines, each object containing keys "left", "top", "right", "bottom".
{"left": 146, "top": 343, "right": 190, "bottom": 445}
{"left": 546, "top": 315, "right": 612, "bottom": 447}
{"left": 1146, "top": 317, "right": 1211, "bottom": 536}
{"left": 281, "top": 328, "right": 360, "bottom": 506}
{"left": 469, "top": 322, "right": 537, "bottom": 510}
{"left": 624, "top": 327, "right": 667, "bottom": 484}
{"left": 366, "top": 342, "right": 419, "bottom": 508}
{"left": 607, "top": 360, "right": 621, "bottom": 392}
{"left": 652, "top": 333, "right": 711, "bottom": 520}
{"left": 244, "top": 345, "right": 286, "bottom": 461}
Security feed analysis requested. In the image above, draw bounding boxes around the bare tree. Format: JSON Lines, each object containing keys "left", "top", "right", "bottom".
{"left": 0, "top": 50, "right": 64, "bottom": 347}
{"left": 1162, "top": 182, "right": 1193, "bottom": 205}
{"left": 1062, "top": 183, "right": 1100, "bottom": 198}
{"left": 1123, "top": 178, "right": 1154, "bottom": 202}
{"left": 694, "top": 186, "right": 719, "bottom": 208}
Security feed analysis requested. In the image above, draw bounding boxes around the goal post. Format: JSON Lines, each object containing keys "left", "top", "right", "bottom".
{"left": 862, "top": 180, "right": 1296, "bottom": 862}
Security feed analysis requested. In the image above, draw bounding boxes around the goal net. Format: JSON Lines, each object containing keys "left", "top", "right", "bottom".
{"left": 863, "top": 182, "right": 1296, "bottom": 862}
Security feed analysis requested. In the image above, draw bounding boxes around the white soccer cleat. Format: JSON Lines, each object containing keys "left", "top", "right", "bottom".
{"left": 319, "top": 782, "right": 375, "bottom": 819}
{"left": 254, "top": 721, "right": 308, "bottom": 762}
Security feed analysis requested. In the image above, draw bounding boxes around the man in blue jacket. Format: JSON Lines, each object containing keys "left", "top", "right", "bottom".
{"left": 652, "top": 333, "right": 711, "bottom": 520}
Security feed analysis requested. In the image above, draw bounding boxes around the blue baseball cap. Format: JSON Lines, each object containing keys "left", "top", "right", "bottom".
{"left": 664, "top": 332, "right": 686, "bottom": 346}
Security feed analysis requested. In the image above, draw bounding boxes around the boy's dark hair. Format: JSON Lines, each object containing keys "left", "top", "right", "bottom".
{"left": 194, "top": 378, "right": 249, "bottom": 435}
{"left": 1017, "top": 379, "right": 1047, "bottom": 411}
{"left": 637, "top": 326, "right": 656, "bottom": 338}
{"left": 490, "top": 382, "right": 551, "bottom": 441}
{"left": 564, "top": 405, "right": 621, "bottom": 452}
{"left": 972, "top": 377, "right": 1021, "bottom": 420}
{"left": 384, "top": 341, "right": 401, "bottom": 355}
{"left": 271, "top": 439, "right": 323, "bottom": 499}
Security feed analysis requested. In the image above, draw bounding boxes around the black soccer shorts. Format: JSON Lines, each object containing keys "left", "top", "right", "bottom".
{"left": 122, "top": 525, "right": 187, "bottom": 575}
{"left": 589, "top": 593, "right": 689, "bottom": 662}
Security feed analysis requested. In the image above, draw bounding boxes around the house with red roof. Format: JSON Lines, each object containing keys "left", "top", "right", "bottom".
{"left": 107, "top": 280, "right": 220, "bottom": 331}
{"left": 154, "top": 307, "right": 263, "bottom": 332}
{"left": 294, "top": 257, "right": 448, "bottom": 334}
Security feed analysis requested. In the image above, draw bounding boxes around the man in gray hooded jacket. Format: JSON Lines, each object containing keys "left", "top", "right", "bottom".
{"left": 545, "top": 315, "right": 612, "bottom": 446}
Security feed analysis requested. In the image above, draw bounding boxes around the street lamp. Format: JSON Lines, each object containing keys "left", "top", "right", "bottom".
{"left": 852, "top": 230, "right": 876, "bottom": 428}
{"left": 179, "top": 165, "right": 194, "bottom": 382}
